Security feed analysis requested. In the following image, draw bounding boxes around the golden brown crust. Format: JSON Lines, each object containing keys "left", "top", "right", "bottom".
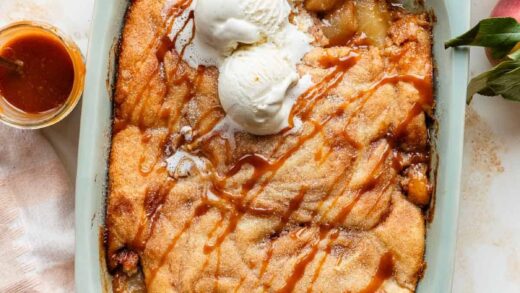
{"left": 106, "top": 1, "right": 434, "bottom": 292}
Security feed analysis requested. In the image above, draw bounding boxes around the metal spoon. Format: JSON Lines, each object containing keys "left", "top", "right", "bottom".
{"left": 0, "top": 56, "right": 23, "bottom": 74}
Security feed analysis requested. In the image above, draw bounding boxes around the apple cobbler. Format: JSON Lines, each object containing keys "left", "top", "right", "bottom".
{"left": 106, "top": 0, "right": 434, "bottom": 292}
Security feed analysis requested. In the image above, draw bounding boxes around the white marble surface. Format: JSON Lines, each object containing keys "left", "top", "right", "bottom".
{"left": 2, "top": 0, "right": 519, "bottom": 291}
{"left": 453, "top": 1, "right": 520, "bottom": 292}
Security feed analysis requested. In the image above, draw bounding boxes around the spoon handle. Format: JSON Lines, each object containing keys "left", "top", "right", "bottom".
{"left": 0, "top": 56, "right": 23, "bottom": 73}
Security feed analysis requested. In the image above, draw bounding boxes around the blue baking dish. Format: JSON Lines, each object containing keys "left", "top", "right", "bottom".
{"left": 75, "top": 0, "right": 470, "bottom": 292}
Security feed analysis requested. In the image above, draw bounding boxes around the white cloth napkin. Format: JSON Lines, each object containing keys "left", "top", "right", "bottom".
{"left": 0, "top": 1, "right": 92, "bottom": 291}
{"left": 0, "top": 124, "right": 74, "bottom": 292}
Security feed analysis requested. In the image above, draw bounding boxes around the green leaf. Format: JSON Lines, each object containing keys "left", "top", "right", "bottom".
{"left": 445, "top": 17, "right": 520, "bottom": 59}
{"left": 467, "top": 58, "right": 520, "bottom": 103}
{"left": 508, "top": 48, "right": 520, "bottom": 60}
{"left": 492, "top": 46, "right": 515, "bottom": 60}
{"left": 487, "top": 67, "right": 520, "bottom": 101}
{"left": 467, "top": 73, "right": 491, "bottom": 104}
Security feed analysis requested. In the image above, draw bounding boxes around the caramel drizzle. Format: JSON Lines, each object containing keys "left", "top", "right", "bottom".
{"left": 359, "top": 252, "right": 394, "bottom": 293}
{"left": 128, "top": 0, "right": 193, "bottom": 77}
{"left": 258, "top": 188, "right": 309, "bottom": 280}
{"left": 136, "top": 9, "right": 198, "bottom": 176}
{"left": 297, "top": 82, "right": 413, "bottom": 290}
{"left": 318, "top": 142, "right": 391, "bottom": 224}
{"left": 258, "top": 153, "right": 352, "bottom": 292}
{"left": 214, "top": 246, "right": 221, "bottom": 293}
{"left": 122, "top": 0, "right": 193, "bottom": 125}
{"left": 339, "top": 73, "right": 433, "bottom": 148}
{"left": 258, "top": 168, "right": 352, "bottom": 291}
{"left": 146, "top": 52, "right": 361, "bottom": 287}
{"left": 156, "top": 36, "right": 175, "bottom": 64}
{"left": 129, "top": 9, "right": 433, "bottom": 287}
{"left": 314, "top": 167, "right": 350, "bottom": 217}
{"left": 259, "top": 166, "right": 347, "bottom": 291}
{"left": 306, "top": 238, "right": 332, "bottom": 293}
{"left": 306, "top": 182, "right": 393, "bottom": 293}
{"left": 191, "top": 210, "right": 226, "bottom": 289}
{"left": 233, "top": 277, "right": 246, "bottom": 293}
{"left": 385, "top": 75, "right": 433, "bottom": 139}
{"left": 277, "top": 228, "right": 339, "bottom": 293}
{"left": 289, "top": 53, "right": 359, "bottom": 125}
{"left": 314, "top": 148, "right": 322, "bottom": 162}
{"left": 159, "top": 12, "right": 197, "bottom": 105}
{"left": 200, "top": 54, "right": 362, "bottom": 256}
{"left": 124, "top": 5, "right": 195, "bottom": 129}
{"left": 364, "top": 161, "right": 401, "bottom": 217}
{"left": 192, "top": 106, "right": 224, "bottom": 136}
{"left": 277, "top": 144, "right": 391, "bottom": 293}
{"left": 146, "top": 203, "right": 211, "bottom": 285}
{"left": 203, "top": 121, "right": 326, "bottom": 255}
{"left": 132, "top": 178, "right": 177, "bottom": 250}
{"left": 164, "top": 11, "right": 200, "bottom": 131}
{"left": 147, "top": 54, "right": 358, "bottom": 288}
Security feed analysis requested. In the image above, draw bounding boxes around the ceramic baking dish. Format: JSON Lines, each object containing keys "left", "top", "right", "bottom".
{"left": 75, "top": 0, "right": 470, "bottom": 292}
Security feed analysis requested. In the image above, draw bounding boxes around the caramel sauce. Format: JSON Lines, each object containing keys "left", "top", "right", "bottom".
{"left": 319, "top": 142, "right": 387, "bottom": 223}
{"left": 277, "top": 227, "right": 335, "bottom": 293}
{"left": 340, "top": 74, "right": 433, "bottom": 147}
{"left": 118, "top": 1, "right": 434, "bottom": 290}
{"left": 340, "top": 130, "right": 363, "bottom": 150}
{"left": 366, "top": 180, "right": 394, "bottom": 219}
{"left": 233, "top": 277, "right": 246, "bottom": 293}
{"left": 156, "top": 36, "right": 174, "bottom": 64}
{"left": 314, "top": 148, "right": 322, "bottom": 161}
{"left": 335, "top": 144, "right": 390, "bottom": 223}
{"left": 225, "top": 153, "right": 272, "bottom": 193}
{"left": 121, "top": 2, "right": 194, "bottom": 129}
{"left": 141, "top": 132, "right": 153, "bottom": 143}
{"left": 306, "top": 230, "right": 340, "bottom": 293}
{"left": 137, "top": 10, "right": 196, "bottom": 131}
{"left": 318, "top": 148, "right": 333, "bottom": 166}
{"left": 132, "top": 180, "right": 176, "bottom": 249}
{"left": 146, "top": 203, "right": 210, "bottom": 285}
{"left": 258, "top": 188, "right": 309, "bottom": 280}
{"left": 289, "top": 53, "right": 359, "bottom": 126}
{"left": 358, "top": 252, "right": 394, "bottom": 293}
{"left": 277, "top": 144, "right": 392, "bottom": 292}
{"left": 197, "top": 211, "right": 226, "bottom": 276}
{"left": 282, "top": 180, "right": 393, "bottom": 293}
{"left": 204, "top": 122, "right": 325, "bottom": 255}
{"left": 130, "top": 0, "right": 193, "bottom": 74}
{"left": 0, "top": 33, "right": 74, "bottom": 113}
{"left": 134, "top": 11, "right": 200, "bottom": 178}
{"left": 214, "top": 246, "right": 221, "bottom": 293}
{"left": 203, "top": 207, "right": 239, "bottom": 254}
{"left": 277, "top": 182, "right": 368, "bottom": 292}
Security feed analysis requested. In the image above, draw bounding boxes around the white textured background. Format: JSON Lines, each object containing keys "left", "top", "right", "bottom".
{"left": 453, "top": 1, "right": 520, "bottom": 292}
{"left": 1, "top": 0, "right": 519, "bottom": 291}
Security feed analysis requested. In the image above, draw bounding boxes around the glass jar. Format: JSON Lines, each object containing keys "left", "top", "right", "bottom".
{"left": 0, "top": 21, "right": 85, "bottom": 129}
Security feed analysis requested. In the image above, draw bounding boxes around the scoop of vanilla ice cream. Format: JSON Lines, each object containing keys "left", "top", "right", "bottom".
{"left": 194, "top": 0, "right": 290, "bottom": 55}
{"left": 218, "top": 44, "right": 299, "bottom": 135}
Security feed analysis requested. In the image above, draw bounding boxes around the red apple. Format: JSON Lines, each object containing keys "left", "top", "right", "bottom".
{"left": 486, "top": 0, "right": 520, "bottom": 64}
{"left": 491, "top": 0, "right": 520, "bottom": 22}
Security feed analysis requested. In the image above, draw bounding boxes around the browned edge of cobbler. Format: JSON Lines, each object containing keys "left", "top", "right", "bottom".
{"left": 99, "top": 1, "right": 135, "bottom": 290}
